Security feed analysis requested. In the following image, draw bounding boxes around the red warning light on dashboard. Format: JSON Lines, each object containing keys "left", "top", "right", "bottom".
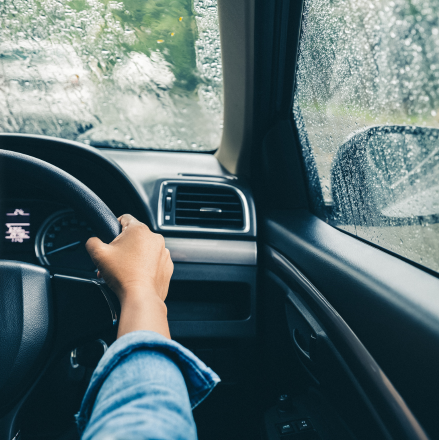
{"left": 5, "top": 208, "right": 30, "bottom": 243}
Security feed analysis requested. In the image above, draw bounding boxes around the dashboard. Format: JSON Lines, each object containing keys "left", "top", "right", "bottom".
{"left": 0, "top": 134, "right": 257, "bottom": 340}
{"left": 0, "top": 134, "right": 261, "bottom": 440}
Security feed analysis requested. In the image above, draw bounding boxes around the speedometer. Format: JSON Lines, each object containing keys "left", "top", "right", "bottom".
{"left": 35, "top": 210, "right": 95, "bottom": 271}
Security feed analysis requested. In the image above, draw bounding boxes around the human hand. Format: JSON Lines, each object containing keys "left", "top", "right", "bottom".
{"left": 86, "top": 214, "right": 173, "bottom": 304}
{"left": 86, "top": 214, "right": 173, "bottom": 338}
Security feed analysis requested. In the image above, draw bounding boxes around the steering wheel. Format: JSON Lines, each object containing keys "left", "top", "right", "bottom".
{"left": 0, "top": 150, "right": 122, "bottom": 440}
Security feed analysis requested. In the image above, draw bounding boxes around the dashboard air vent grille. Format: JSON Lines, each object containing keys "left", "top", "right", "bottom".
{"left": 175, "top": 185, "right": 244, "bottom": 229}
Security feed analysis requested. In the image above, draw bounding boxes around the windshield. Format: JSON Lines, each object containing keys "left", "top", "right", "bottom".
{"left": 0, "top": 0, "right": 223, "bottom": 151}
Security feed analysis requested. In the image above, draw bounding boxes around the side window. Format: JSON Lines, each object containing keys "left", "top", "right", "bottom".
{"left": 293, "top": 0, "right": 439, "bottom": 273}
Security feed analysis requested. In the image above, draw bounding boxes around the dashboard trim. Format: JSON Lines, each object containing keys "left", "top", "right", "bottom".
{"left": 165, "top": 238, "right": 257, "bottom": 265}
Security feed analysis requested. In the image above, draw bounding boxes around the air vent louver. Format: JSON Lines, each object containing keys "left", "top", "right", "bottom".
{"left": 175, "top": 185, "right": 244, "bottom": 229}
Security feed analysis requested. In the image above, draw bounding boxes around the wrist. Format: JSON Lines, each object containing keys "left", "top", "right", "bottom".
{"left": 124, "top": 293, "right": 167, "bottom": 312}
{"left": 117, "top": 291, "right": 170, "bottom": 339}
{"left": 118, "top": 284, "right": 163, "bottom": 307}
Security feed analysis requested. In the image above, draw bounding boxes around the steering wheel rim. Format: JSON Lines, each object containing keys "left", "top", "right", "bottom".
{"left": 0, "top": 149, "right": 121, "bottom": 438}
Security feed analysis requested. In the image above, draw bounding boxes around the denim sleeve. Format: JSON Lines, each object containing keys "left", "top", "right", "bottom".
{"left": 76, "top": 331, "right": 220, "bottom": 440}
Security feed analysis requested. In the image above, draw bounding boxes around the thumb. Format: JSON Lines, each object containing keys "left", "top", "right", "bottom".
{"left": 86, "top": 236, "right": 107, "bottom": 266}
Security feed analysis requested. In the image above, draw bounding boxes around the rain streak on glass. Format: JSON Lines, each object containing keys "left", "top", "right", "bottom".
{"left": 294, "top": 0, "right": 439, "bottom": 273}
{"left": 0, "top": 0, "right": 223, "bottom": 151}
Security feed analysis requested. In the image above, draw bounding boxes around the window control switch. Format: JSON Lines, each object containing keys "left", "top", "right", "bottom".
{"left": 277, "top": 422, "right": 296, "bottom": 435}
{"left": 277, "top": 419, "right": 314, "bottom": 437}
{"left": 295, "top": 419, "right": 313, "bottom": 432}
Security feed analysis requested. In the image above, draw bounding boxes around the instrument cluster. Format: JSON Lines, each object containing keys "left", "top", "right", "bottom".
{"left": 1, "top": 199, "right": 96, "bottom": 273}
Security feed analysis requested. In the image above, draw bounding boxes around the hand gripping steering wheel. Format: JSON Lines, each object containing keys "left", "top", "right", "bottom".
{"left": 0, "top": 150, "right": 121, "bottom": 440}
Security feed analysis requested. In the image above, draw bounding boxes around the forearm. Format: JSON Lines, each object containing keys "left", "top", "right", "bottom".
{"left": 77, "top": 331, "right": 220, "bottom": 440}
{"left": 117, "top": 290, "right": 170, "bottom": 339}
{"left": 82, "top": 348, "right": 196, "bottom": 440}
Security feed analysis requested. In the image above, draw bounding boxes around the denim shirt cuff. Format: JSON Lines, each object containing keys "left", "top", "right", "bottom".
{"left": 76, "top": 330, "right": 220, "bottom": 435}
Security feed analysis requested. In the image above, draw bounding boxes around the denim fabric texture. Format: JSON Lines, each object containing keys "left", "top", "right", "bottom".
{"left": 76, "top": 331, "right": 220, "bottom": 440}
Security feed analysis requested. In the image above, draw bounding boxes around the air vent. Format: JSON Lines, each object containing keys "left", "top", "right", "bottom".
{"left": 174, "top": 184, "right": 245, "bottom": 229}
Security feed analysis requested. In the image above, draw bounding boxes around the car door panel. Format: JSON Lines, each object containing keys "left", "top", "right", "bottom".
{"left": 261, "top": 209, "right": 439, "bottom": 438}
{"left": 264, "top": 269, "right": 423, "bottom": 440}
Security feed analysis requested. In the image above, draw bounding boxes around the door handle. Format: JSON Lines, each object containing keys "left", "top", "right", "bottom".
{"left": 293, "top": 328, "right": 311, "bottom": 361}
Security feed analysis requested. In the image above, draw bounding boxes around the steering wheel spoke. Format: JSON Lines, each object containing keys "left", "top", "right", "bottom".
{"left": 51, "top": 275, "right": 119, "bottom": 355}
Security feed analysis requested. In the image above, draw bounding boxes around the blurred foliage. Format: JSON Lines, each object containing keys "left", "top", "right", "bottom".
{"left": 111, "top": 0, "right": 199, "bottom": 91}
{"left": 67, "top": 0, "right": 199, "bottom": 91}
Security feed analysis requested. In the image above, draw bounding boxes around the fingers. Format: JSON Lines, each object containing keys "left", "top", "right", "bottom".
{"left": 86, "top": 236, "right": 105, "bottom": 252}
{"left": 118, "top": 214, "right": 146, "bottom": 231}
{"left": 86, "top": 214, "right": 173, "bottom": 302}
{"left": 85, "top": 236, "right": 107, "bottom": 266}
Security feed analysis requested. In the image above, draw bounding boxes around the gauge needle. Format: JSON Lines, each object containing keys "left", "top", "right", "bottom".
{"left": 46, "top": 240, "right": 81, "bottom": 255}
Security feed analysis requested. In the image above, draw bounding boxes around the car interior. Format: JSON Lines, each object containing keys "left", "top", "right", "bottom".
{"left": 1, "top": 0, "right": 439, "bottom": 439}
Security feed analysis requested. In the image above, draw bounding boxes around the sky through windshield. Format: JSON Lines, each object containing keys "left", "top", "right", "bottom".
{"left": 0, "top": 0, "right": 223, "bottom": 151}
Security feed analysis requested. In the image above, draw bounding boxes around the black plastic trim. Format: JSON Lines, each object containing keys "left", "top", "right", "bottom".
{"left": 262, "top": 208, "right": 439, "bottom": 438}
{"left": 265, "top": 246, "right": 427, "bottom": 440}
{"left": 167, "top": 263, "right": 257, "bottom": 339}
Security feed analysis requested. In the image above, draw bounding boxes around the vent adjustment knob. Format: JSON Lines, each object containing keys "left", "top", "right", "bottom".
{"left": 165, "top": 196, "right": 172, "bottom": 212}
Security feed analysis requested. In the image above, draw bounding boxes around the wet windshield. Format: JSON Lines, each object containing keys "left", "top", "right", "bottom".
{"left": 0, "top": 0, "right": 222, "bottom": 151}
